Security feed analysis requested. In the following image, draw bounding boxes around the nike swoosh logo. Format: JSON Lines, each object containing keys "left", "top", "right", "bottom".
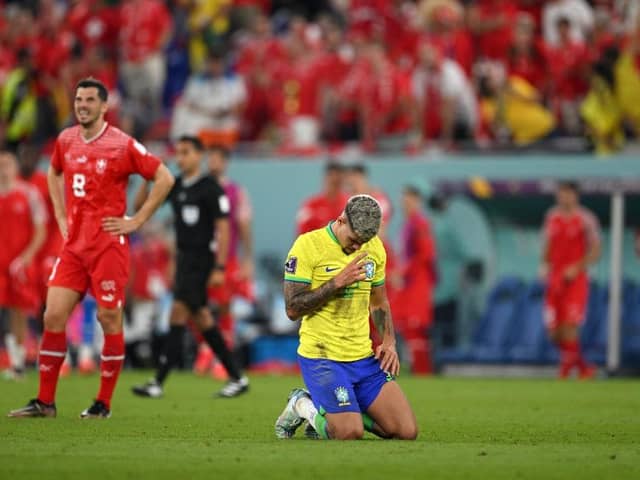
{"left": 325, "top": 267, "right": 340, "bottom": 272}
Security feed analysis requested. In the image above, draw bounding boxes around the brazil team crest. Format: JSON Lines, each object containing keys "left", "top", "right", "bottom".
{"left": 334, "top": 386, "right": 351, "bottom": 407}
{"left": 363, "top": 260, "right": 375, "bottom": 280}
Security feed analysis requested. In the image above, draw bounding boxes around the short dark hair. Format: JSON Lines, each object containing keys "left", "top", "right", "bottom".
{"left": 325, "top": 162, "right": 344, "bottom": 173}
{"left": 558, "top": 180, "right": 579, "bottom": 193}
{"left": 206, "top": 144, "right": 230, "bottom": 160}
{"left": 177, "top": 135, "right": 204, "bottom": 151}
{"left": 75, "top": 77, "right": 108, "bottom": 102}
{"left": 346, "top": 164, "right": 367, "bottom": 175}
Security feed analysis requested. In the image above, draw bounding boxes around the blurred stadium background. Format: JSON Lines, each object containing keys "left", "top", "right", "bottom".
{"left": 2, "top": 0, "right": 640, "bottom": 381}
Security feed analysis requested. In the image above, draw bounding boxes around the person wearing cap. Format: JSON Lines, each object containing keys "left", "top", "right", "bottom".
{"left": 392, "top": 179, "right": 437, "bottom": 375}
{"left": 295, "top": 162, "right": 349, "bottom": 235}
{"left": 275, "top": 195, "right": 418, "bottom": 441}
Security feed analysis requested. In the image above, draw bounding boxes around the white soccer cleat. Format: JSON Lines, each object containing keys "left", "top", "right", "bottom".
{"left": 131, "top": 379, "right": 163, "bottom": 398}
{"left": 217, "top": 375, "right": 249, "bottom": 398}
{"left": 274, "top": 388, "right": 309, "bottom": 439}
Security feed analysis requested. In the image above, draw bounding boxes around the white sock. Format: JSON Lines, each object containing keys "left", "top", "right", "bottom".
{"left": 4, "top": 334, "right": 22, "bottom": 370}
{"left": 294, "top": 396, "right": 318, "bottom": 425}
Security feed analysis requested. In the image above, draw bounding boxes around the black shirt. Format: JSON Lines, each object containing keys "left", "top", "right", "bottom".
{"left": 168, "top": 175, "right": 229, "bottom": 253}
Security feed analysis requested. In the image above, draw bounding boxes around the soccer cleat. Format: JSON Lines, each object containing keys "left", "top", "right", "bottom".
{"left": 131, "top": 379, "right": 164, "bottom": 398}
{"left": 579, "top": 365, "right": 597, "bottom": 380}
{"left": 80, "top": 400, "right": 111, "bottom": 419}
{"left": 7, "top": 399, "right": 57, "bottom": 418}
{"left": 217, "top": 375, "right": 249, "bottom": 398}
{"left": 304, "top": 421, "right": 320, "bottom": 440}
{"left": 274, "top": 388, "right": 309, "bottom": 439}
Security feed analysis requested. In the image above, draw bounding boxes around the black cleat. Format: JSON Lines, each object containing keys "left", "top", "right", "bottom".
{"left": 217, "top": 375, "right": 249, "bottom": 398}
{"left": 8, "top": 399, "right": 57, "bottom": 418}
{"left": 80, "top": 400, "right": 111, "bottom": 419}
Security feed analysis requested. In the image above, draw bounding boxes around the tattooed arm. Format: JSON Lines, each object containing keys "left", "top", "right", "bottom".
{"left": 284, "top": 251, "right": 369, "bottom": 320}
{"left": 284, "top": 280, "right": 341, "bottom": 320}
{"left": 370, "top": 283, "right": 400, "bottom": 375}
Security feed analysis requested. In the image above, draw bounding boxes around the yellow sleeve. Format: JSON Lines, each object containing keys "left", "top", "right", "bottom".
{"left": 371, "top": 239, "right": 386, "bottom": 287}
{"left": 284, "top": 235, "right": 314, "bottom": 284}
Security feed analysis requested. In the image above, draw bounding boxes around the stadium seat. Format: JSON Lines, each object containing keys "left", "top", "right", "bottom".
{"left": 507, "top": 282, "right": 547, "bottom": 364}
{"left": 465, "top": 276, "right": 526, "bottom": 363}
{"left": 582, "top": 284, "right": 609, "bottom": 365}
{"left": 621, "top": 281, "right": 640, "bottom": 366}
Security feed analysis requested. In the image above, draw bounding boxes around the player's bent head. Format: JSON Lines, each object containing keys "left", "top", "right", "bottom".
{"left": 344, "top": 194, "right": 382, "bottom": 243}
{"left": 75, "top": 77, "right": 108, "bottom": 102}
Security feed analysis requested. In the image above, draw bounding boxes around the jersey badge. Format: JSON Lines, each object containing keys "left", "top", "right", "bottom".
{"left": 182, "top": 205, "right": 200, "bottom": 225}
{"left": 285, "top": 256, "right": 298, "bottom": 274}
{"left": 96, "top": 158, "right": 107, "bottom": 174}
{"left": 364, "top": 260, "right": 375, "bottom": 280}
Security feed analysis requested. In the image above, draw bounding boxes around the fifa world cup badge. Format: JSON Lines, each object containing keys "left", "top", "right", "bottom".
{"left": 364, "top": 261, "right": 375, "bottom": 280}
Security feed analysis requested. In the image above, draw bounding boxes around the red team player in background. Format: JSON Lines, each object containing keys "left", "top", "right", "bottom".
{"left": 542, "top": 181, "right": 601, "bottom": 379}
{"left": 296, "top": 162, "right": 350, "bottom": 235}
{"left": 0, "top": 151, "right": 46, "bottom": 379}
{"left": 192, "top": 145, "right": 255, "bottom": 379}
{"left": 8, "top": 78, "right": 174, "bottom": 419}
{"left": 393, "top": 181, "right": 437, "bottom": 375}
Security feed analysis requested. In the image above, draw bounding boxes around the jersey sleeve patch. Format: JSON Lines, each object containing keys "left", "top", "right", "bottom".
{"left": 285, "top": 256, "right": 298, "bottom": 274}
{"left": 133, "top": 140, "right": 148, "bottom": 155}
{"left": 219, "top": 194, "right": 230, "bottom": 214}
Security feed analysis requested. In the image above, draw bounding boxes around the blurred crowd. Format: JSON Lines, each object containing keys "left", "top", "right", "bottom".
{"left": 3, "top": 0, "right": 640, "bottom": 156}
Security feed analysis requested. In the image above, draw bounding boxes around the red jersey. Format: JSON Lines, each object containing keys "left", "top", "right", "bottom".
{"left": 0, "top": 181, "right": 46, "bottom": 268}
{"left": 120, "top": 0, "right": 171, "bottom": 62}
{"left": 130, "top": 238, "right": 171, "bottom": 300}
{"left": 543, "top": 206, "right": 600, "bottom": 279}
{"left": 23, "top": 171, "right": 63, "bottom": 259}
{"left": 50, "top": 123, "right": 161, "bottom": 253}
{"left": 399, "top": 211, "right": 437, "bottom": 288}
{"left": 547, "top": 41, "right": 589, "bottom": 100}
{"left": 296, "top": 192, "right": 350, "bottom": 235}
{"left": 471, "top": 0, "right": 518, "bottom": 61}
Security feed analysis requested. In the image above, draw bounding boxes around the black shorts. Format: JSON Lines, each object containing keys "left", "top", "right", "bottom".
{"left": 173, "top": 250, "right": 214, "bottom": 312}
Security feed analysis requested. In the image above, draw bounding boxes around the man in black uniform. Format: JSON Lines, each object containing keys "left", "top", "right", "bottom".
{"left": 132, "top": 136, "right": 249, "bottom": 398}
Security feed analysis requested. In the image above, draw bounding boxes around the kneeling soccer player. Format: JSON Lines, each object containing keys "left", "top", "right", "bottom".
{"left": 275, "top": 195, "right": 418, "bottom": 440}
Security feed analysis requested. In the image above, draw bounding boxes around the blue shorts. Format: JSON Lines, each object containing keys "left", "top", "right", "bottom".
{"left": 298, "top": 354, "right": 394, "bottom": 414}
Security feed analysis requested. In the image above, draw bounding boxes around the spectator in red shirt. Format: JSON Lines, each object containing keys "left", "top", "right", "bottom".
{"left": 119, "top": 0, "right": 172, "bottom": 128}
{"left": 410, "top": 40, "right": 477, "bottom": 148}
{"left": 419, "top": 2, "right": 474, "bottom": 77}
{"left": 547, "top": 17, "right": 590, "bottom": 134}
{"left": 467, "top": 0, "right": 518, "bottom": 63}
{"left": 507, "top": 13, "right": 548, "bottom": 93}
{"left": 296, "top": 162, "right": 349, "bottom": 236}
{"left": 66, "top": 0, "right": 120, "bottom": 59}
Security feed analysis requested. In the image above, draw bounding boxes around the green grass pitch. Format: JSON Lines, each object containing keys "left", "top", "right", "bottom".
{"left": 1, "top": 372, "right": 639, "bottom": 480}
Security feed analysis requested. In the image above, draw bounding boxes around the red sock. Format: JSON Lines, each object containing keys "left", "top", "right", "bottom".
{"left": 37, "top": 331, "right": 67, "bottom": 405}
{"left": 96, "top": 333, "right": 125, "bottom": 409}
{"left": 565, "top": 338, "right": 588, "bottom": 372}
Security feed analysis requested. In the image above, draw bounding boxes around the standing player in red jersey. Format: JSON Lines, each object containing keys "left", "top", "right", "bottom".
{"left": 296, "top": 162, "right": 349, "bottom": 236}
{"left": 192, "top": 145, "right": 255, "bottom": 379}
{"left": 17, "top": 144, "right": 64, "bottom": 309}
{"left": 8, "top": 78, "right": 174, "bottom": 419}
{"left": 393, "top": 181, "right": 437, "bottom": 375}
{"left": 541, "top": 181, "right": 601, "bottom": 379}
{"left": 0, "top": 151, "right": 46, "bottom": 379}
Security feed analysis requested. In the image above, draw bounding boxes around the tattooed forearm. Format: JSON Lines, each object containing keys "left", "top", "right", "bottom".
{"left": 371, "top": 305, "right": 395, "bottom": 340}
{"left": 284, "top": 280, "right": 340, "bottom": 320}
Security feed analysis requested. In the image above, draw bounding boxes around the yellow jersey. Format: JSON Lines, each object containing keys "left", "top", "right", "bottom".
{"left": 284, "top": 222, "right": 386, "bottom": 362}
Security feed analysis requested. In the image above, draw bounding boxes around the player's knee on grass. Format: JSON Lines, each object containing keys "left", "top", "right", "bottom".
{"left": 327, "top": 415, "right": 365, "bottom": 440}
{"left": 97, "top": 308, "right": 122, "bottom": 334}
{"left": 386, "top": 419, "right": 418, "bottom": 440}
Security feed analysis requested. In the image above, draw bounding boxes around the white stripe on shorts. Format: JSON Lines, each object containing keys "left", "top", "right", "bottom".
{"left": 40, "top": 350, "right": 66, "bottom": 358}
{"left": 101, "top": 355, "right": 125, "bottom": 361}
